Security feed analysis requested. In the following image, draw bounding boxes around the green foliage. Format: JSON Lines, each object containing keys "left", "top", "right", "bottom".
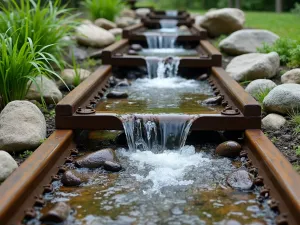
{"left": 213, "top": 34, "right": 227, "bottom": 49}
{"left": 83, "top": 0, "right": 124, "bottom": 21}
{"left": 0, "top": 34, "right": 59, "bottom": 108}
{"left": 0, "top": 0, "right": 76, "bottom": 66}
{"left": 71, "top": 52, "right": 81, "bottom": 87}
{"left": 19, "top": 150, "right": 33, "bottom": 159}
{"left": 295, "top": 146, "right": 300, "bottom": 156}
{"left": 82, "top": 58, "right": 97, "bottom": 70}
{"left": 258, "top": 38, "right": 300, "bottom": 67}
{"left": 289, "top": 109, "right": 300, "bottom": 134}
{"left": 253, "top": 88, "right": 272, "bottom": 105}
{"left": 291, "top": 3, "right": 300, "bottom": 16}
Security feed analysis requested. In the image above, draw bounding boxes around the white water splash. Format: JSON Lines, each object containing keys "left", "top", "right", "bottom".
{"left": 145, "top": 33, "right": 177, "bottom": 48}
{"left": 146, "top": 57, "right": 180, "bottom": 79}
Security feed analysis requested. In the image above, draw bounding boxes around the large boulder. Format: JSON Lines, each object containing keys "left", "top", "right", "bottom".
{"left": 116, "top": 17, "right": 137, "bottom": 28}
{"left": 219, "top": 29, "right": 279, "bottom": 55}
{"left": 262, "top": 113, "right": 286, "bottom": 130}
{"left": 76, "top": 24, "right": 115, "bottom": 48}
{"left": 26, "top": 76, "right": 62, "bottom": 104}
{"left": 109, "top": 28, "right": 123, "bottom": 36}
{"left": 94, "top": 18, "right": 117, "bottom": 30}
{"left": 281, "top": 69, "right": 300, "bottom": 84}
{"left": 245, "top": 79, "right": 277, "bottom": 97}
{"left": 135, "top": 8, "right": 151, "bottom": 17}
{"left": 263, "top": 84, "right": 300, "bottom": 114}
{"left": 58, "top": 69, "right": 92, "bottom": 87}
{"left": 201, "top": 8, "right": 245, "bottom": 37}
{"left": 0, "top": 151, "right": 18, "bottom": 182}
{"left": 0, "top": 101, "right": 46, "bottom": 152}
{"left": 226, "top": 52, "right": 280, "bottom": 82}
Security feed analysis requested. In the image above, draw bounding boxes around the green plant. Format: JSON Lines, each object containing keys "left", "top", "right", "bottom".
{"left": 289, "top": 109, "right": 300, "bottom": 134}
{"left": 0, "top": 34, "right": 61, "bottom": 108}
{"left": 253, "top": 88, "right": 272, "bottom": 105}
{"left": 71, "top": 52, "right": 81, "bottom": 87}
{"left": 82, "top": 58, "right": 97, "bottom": 70}
{"left": 19, "top": 150, "right": 33, "bottom": 159}
{"left": 288, "top": 45, "right": 300, "bottom": 68}
{"left": 213, "top": 35, "right": 227, "bottom": 49}
{"left": 0, "top": 0, "right": 77, "bottom": 67}
{"left": 291, "top": 3, "right": 300, "bottom": 16}
{"left": 83, "top": 0, "right": 124, "bottom": 21}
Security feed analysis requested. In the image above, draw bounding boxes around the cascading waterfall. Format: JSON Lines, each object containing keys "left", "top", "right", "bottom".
{"left": 159, "top": 19, "right": 178, "bottom": 28}
{"left": 121, "top": 114, "right": 196, "bottom": 153}
{"left": 146, "top": 57, "right": 180, "bottom": 79}
{"left": 166, "top": 10, "right": 178, "bottom": 17}
{"left": 145, "top": 34, "right": 177, "bottom": 48}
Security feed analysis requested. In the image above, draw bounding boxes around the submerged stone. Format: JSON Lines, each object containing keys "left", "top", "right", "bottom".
{"left": 107, "top": 91, "right": 128, "bottom": 99}
{"left": 40, "top": 202, "right": 71, "bottom": 223}
{"left": 227, "top": 170, "right": 253, "bottom": 190}
{"left": 128, "top": 49, "right": 138, "bottom": 55}
{"left": 61, "top": 170, "right": 88, "bottom": 186}
{"left": 197, "top": 74, "right": 209, "bottom": 81}
{"left": 75, "top": 148, "right": 116, "bottom": 168}
{"left": 116, "top": 80, "right": 131, "bottom": 87}
{"left": 216, "top": 141, "right": 242, "bottom": 157}
{"left": 104, "top": 161, "right": 122, "bottom": 172}
{"left": 202, "top": 96, "right": 223, "bottom": 105}
{"left": 131, "top": 44, "right": 142, "bottom": 51}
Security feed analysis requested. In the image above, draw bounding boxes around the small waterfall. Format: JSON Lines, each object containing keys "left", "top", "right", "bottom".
{"left": 121, "top": 114, "right": 196, "bottom": 153}
{"left": 159, "top": 19, "right": 178, "bottom": 28}
{"left": 145, "top": 35, "right": 177, "bottom": 48}
{"left": 146, "top": 57, "right": 180, "bottom": 79}
{"left": 166, "top": 10, "right": 178, "bottom": 17}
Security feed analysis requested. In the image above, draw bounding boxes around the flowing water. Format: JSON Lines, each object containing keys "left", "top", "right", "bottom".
{"left": 138, "top": 48, "right": 198, "bottom": 57}
{"left": 166, "top": 10, "right": 178, "bottom": 17}
{"left": 145, "top": 33, "right": 177, "bottom": 48}
{"left": 160, "top": 19, "right": 178, "bottom": 29}
{"left": 145, "top": 57, "right": 180, "bottom": 78}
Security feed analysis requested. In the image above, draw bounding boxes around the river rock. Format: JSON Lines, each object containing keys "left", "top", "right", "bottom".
{"left": 202, "top": 96, "right": 223, "bottom": 105}
{"left": 262, "top": 114, "right": 286, "bottom": 130}
{"left": 219, "top": 29, "right": 279, "bottom": 55}
{"left": 76, "top": 24, "right": 115, "bottom": 48}
{"left": 131, "top": 44, "right": 142, "bottom": 51}
{"left": 75, "top": 148, "right": 116, "bottom": 168}
{"left": 226, "top": 52, "right": 280, "bottom": 82}
{"left": 227, "top": 170, "right": 253, "bottom": 190}
{"left": 59, "top": 69, "right": 92, "bottom": 87}
{"left": 0, "top": 151, "right": 18, "bottom": 182}
{"left": 61, "top": 170, "right": 89, "bottom": 186}
{"left": 116, "top": 17, "right": 137, "bottom": 28}
{"left": 116, "top": 80, "right": 130, "bottom": 87}
{"left": 0, "top": 101, "right": 46, "bottom": 152}
{"left": 40, "top": 202, "right": 71, "bottom": 223}
{"left": 245, "top": 79, "right": 277, "bottom": 97}
{"left": 263, "top": 84, "right": 300, "bottom": 114}
{"left": 215, "top": 141, "right": 242, "bottom": 158}
{"left": 197, "top": 74, "right": 208, "bottom": 81}
{"left": 26, "top": 76, "right": 63, "bottom": 104}
{"left": 135, "top": 8, "right": 151, "bottom": 17}
{"left": 120, "top": 9, "right": 136, "bottom": 18}
{"left": 94, "top": 18, "right": 117, "bottom": 30}
{"left": 107, "top": 91, "right": 128, "bottom": 99}
{"left": 109, "top": 28, "right": 123, "bottom": 36}
{"left": 281, "top": 69, "right": 300, "bottom": 84}
{"left": 201, "top": 8, "right": 245, "bottom": 37}
{"left": 128, "top": 49, "right": 138, "bottom": 55}
{"left": 104, "top": 161, "right": 122, "bottom": 172}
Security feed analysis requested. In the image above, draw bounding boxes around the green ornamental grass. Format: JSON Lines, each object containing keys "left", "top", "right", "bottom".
{"left": 83, "top": 0, "right": 124, "bottom": 21}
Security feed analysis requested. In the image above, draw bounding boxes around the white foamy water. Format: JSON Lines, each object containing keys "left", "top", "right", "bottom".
{"left": 146, "top": 57, "right": 180, "bottom": 78}
{"left": 139, "top": 48, "right": 198, "bottom": 57}
{"left": 145, "top": 34, "right": 177, "bottom": 48}
{"left": 166, "top": 10, "right": 178, "bottom": 17}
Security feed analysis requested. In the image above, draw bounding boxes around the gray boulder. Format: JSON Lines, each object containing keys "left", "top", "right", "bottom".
{"left": 226, "top": 52, "right": 280, "bottom": 81}
{"left": 59, "top": 69, "right": 91, "bottom": 87}
{"left": 116, "top": 17, "right": 137, "bottom": 28}
{"left": 76, "top": 24, "right": 115, "bottom": 48}
{"left": 219, "top": 29, "right": 279, "bottom": 55}
{"left": 94, "top": 18, "right": 117, "bottom": 30}
{"left": 0, "top": 150, "right": 18, "bottom": 182}
{"left": 262, "top": 113, "right": 286, "bottom": 130}
{"left": 245, "top": 79, "right": 277, "bottom": 97}
{"left": 0, "top": 101, "right": 46, "bottom": 152}
{"left": 26, "top": 76, "right": 62, "bottom": 104}
{"left": 109, "top": 28, "right": 123, "bottom": 36}
{"left": 281, "top": 69, "right": 300, "bottom": 84}
{"left": 263, "top": 84, "right": 300, "bottom": 114}
{"left": 201, "top": 8, "right": 245, "bottom": 37}
{"left": 135, "top": 8, "right": 151, "bottom": 17}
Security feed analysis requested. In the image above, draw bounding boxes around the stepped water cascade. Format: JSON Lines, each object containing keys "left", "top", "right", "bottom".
{"left": 166, "top": 10, "right": 178, "bottom": 17}
{"left": 145, "top": 57, "right": 180, "bottom": 79}
{"left": 145, "top": 34, "right": 177, "bottom": 48}
{"left": 159, "top": 19, "right": 178, "bottom": 28}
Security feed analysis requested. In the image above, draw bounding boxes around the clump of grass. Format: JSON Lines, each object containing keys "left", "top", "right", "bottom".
{"left": 253, "top": 87, "right": 272, "bottom": 105}
{"left": 288, "top": 109, "right": 300, "bottom": 134}
{"left": 0, "top": 34, "right": 60, "bottom": 108}
{"left": 82, "top": 0, "right": 124, "bottom": 21}
{"left": 213, "top": 34, "right": 227, "bottom": 49}
{"left": 19, "top": 150, "right": 33, "bottom": 159}
{"left": 295, "top": 146, "right": 300, "bottom": 156}
{"left": 258, "top": 38, "right": 300, "bottom": 68}
{"left": 0, "top": 0, "right": 77, "bottom": 67}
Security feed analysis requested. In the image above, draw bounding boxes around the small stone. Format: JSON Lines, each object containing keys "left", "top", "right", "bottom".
{"left": 116, "top": 17, "right": 136, "bottom": 28}
{"left": 197, "top": 74, "right": 208, "bottom": 81}
{"left": 103, "top": 161, "right": 122, "bottom": 172}
{"left": 116, "top": 80, "right": 130, "bottom": 87}
{"left": 107, "top": 91, "right": 128, "bottom": 99}
{"left": 109, "top": 28, "right": 123, "bottom": 36}
{"left": 281, "top": 69, "right": 300, "bottom": 84}
{"left": 282, "top": 134, "right": 292, "bottom": 141}
{"left": 135, "top": 8, "right": 151, "bottom": 17}
{"left": 216, "top": 141, "right": 242, "bottom": 157}
{"left": 75, "top": 148, "right": 116, "bottom": 168}
{"left": 94, "top": 18, "right": 117, "bottom": 30}
{"left": 179, "top": 25, "right": 189, "bottom": 31}
{"left": 245, "top": 79, "right": 277, "bottom": 97}
{"left": 0, "top": 151, "right": 18, "bottom": 182}
{"left": 120, "top": 9, "right": 136, "bottom": 18}
{"left": 171, "top": 207, "right": 183, "bottom": 215}
{"left": 61, "top": 170, "right": 85, "bottom": 186}
{"left": 59, "top": 69, "right": 92, "bottom": 87}
{"left": 262, "top": 113, "right": 286, "bottom": 130}
{"left": 131, "top": 44, "right": 142, "bottom": 51}
{"left": 40, "top": 202, "right": 71, "bottom": 223}
{"left": 227, "top": 170, "right": 253, "bottom": 190}
{"left": 128, "top": 49, "right": 138, "bottom": 55}
{"left": 202, "top": 96, "right": 223, "bottom": 105}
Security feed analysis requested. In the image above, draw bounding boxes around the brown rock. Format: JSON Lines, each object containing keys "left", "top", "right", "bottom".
{"left": 128, "top": 49, "right": 138, "bottom": 55}
{"left": 104, "top": 161, "right": 122, "bottom": 172}
{"left": 131, "top": 44, "right": 142, "bottom": 51}
{"left": 215, "top": 141, "right": 242, "bottom": 157}
{"left": 61, "top": 170, "right": 88, "bottom": 186}
{"left": 202, "top": 96, "right": 223, "bottom": 105}
{"left": 75, "top": 148, "right": 116, "bottom": 168}
{"left": 227, "top": 170, "right": 253, "bottom": 190}
{"left": 107, "top": 91, "right": 128, "bottom": 99}
{"left": 40, "top": 202, "right": 71, "bottom": 223}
